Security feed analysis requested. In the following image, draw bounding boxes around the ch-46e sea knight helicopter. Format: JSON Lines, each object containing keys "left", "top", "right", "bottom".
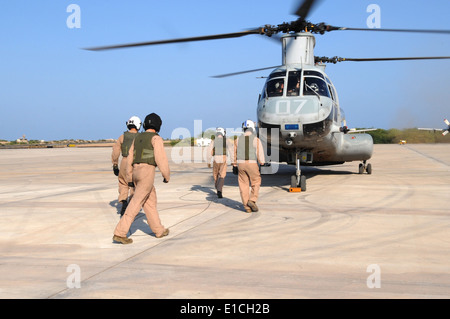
{"left": 86, "top": 0, "right": 450, "bottom": 191}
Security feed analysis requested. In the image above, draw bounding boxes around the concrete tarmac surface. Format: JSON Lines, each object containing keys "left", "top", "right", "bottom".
{"left": 0, "top": 144, "right": 449, "bottom": 299}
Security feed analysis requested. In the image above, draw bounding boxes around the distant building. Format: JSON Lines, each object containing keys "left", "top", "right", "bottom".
{"left": 16, "top": 135, "right": 28, "bottom": 144}
{"left": 196, "top": 137, "right": 212, "bottom": 147}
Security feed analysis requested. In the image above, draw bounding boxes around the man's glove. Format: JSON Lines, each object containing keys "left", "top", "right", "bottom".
{"left": 232, "top": 166, "right": 238, "bottom": 175}
{"left": 128, "top": 182, "right": 135, "bottom": 188}
{"left": 113, "top": 165, "right": 119, "bottom": 176}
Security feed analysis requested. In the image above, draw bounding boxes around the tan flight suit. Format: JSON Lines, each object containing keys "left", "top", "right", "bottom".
{"left": 111, "top": 131, "right": 138, "bottom": 202}
{"left": 206, "top": 136, "right": 234, "bottom": 193}
{"left": 114, "top": 131, "right": 170, "bottom": 238}
{"left": 233, "top": 131, "right": 265, "bottom": 212}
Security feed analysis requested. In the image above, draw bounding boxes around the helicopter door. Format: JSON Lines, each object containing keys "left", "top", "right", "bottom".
{"left": 326, "top": 83, "right": 338, "bottom": 122}
{"left": 329, "top": 86, "right": 339, "bottom": 123}
{"left": 325, "top": 77, "right": 339, "bottom": 123}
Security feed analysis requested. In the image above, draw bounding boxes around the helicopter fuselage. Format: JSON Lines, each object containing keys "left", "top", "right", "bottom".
{"left": 257, "top": 33, "right": 373, "bottom": 166}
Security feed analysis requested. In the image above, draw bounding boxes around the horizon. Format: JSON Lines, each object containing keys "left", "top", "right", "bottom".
{"left": 1, "top": 126, "right": 448, "bottom": 145}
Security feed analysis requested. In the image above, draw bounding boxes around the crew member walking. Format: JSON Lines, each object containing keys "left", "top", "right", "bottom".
{"left": 206, "top": 127, "right": 234, "bottom": 198}
{"left": 113, "top": 113, "right": 170, "bottom": 244}
{"left": 233, "top": 120, "right": 265, "bottom": 213}
{"left": 111, "top": 116, "right": 141, "bottom": 216}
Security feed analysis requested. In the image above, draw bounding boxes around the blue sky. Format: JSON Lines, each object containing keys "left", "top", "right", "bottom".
{"left": 1, "top": 0, "right": 449, "bottom": 141}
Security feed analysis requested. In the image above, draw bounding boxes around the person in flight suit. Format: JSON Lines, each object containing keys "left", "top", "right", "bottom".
{"left": 232, "top": 120, "right": 265, "bottom": 213}
{"left": 206, "top": 127, "right": 234, "bottom": 198}
{"left": 111, "top": 116, "right": 141, "bottom": 217}
{"left": 113, "top": 113, "right": 170, "bottom": 244}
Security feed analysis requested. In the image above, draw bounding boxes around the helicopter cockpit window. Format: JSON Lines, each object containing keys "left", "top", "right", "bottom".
{"left": 303, "top": 76, "right": 331, "bottom": 98}
{"left": 266, "top": 78, "right": 285, "bottom": 97}
{"left": 328, "top": 85, "right": 335, "bottom": 101}
{"left": 303, "top": 70, "right": 325, "bottom": 79}
{"left": 268, "top": 71, "right": 286, "bottom": 80}
{"left": 287, "top": 71, "right": 301, "bottom": 96}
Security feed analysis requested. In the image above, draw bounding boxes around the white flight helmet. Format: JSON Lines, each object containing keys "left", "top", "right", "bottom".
{"left": 242, "top": 119, "right": 256, "bottom": 132}
{"left": 216, "top": 127, "right": 226, "bottom": 137}
{"left": 126, "top": 116, "right": 142, "bottom": 130}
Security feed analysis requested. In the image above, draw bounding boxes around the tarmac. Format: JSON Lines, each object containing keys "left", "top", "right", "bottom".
{"left": 0, "top": 144, "right": 449, "bottom": 299}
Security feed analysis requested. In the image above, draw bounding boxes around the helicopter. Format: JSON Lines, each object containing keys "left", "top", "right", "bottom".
{"left": 418, "top": 118, "right": 450, "bottom": 136}
{"left": 85, "top": 0, "right": 450, "bottom": 191}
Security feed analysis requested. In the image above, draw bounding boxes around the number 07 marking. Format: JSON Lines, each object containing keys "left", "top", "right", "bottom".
{"left": 275, "top": 99, "right": 307, "bottom": 114}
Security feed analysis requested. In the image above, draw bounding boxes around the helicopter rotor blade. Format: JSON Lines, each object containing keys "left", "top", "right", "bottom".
{"left": 211, "top": 65, "right": 282, "bottom": 78}
{"left": 444, "top": 119, "right": 450, "bottom": 136}
{"left": 418, "top": 128, "right": 443, "bottom": 131}
{"left": 294, "top": 0, "right": 321, "bottom": 19}
{"left": 337, "top": 27, "right": 450, "bottom": 34}
{"left": 84, "top": 28, "right": 263, "bottom": 51}
{"left": 261, "top": 22, "right": 450, "bottom": 36}
{"left": 83, "top": 0, "right": 450, "bottom": 52}
{"left": 316, "top": 56, "right": 450, "bottom": 63}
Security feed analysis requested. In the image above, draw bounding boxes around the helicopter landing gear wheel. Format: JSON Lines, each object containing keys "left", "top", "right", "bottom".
{"left": 290, "top": 174, "right": 306, "bottom": 190}
{"left": 290, "top": 156, "right": 306, "bottom": 192}
{"left": 359, "top": 160, "right": 372, "bottom": 174}
{"left": 291, "top": 175, "right": 297, "bottom": 188}
{"left": 358, "top": 163, "right": 364, "bottom": 174}
{"left": 299, "top": 175, "right": 306, "bottom": 190}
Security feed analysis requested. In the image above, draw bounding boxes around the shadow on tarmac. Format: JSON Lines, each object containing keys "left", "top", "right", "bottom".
{"left": 221, "top": 163, "right": 355, "bottom": 192}
{"left": 109, "top": 199, "right": 121, "bottom": 216}
{"left": 190, "top": 184, "right": 243, "bottom": 211}
{"left": 111, "top": 162, "right": 356, "bottom": 238}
